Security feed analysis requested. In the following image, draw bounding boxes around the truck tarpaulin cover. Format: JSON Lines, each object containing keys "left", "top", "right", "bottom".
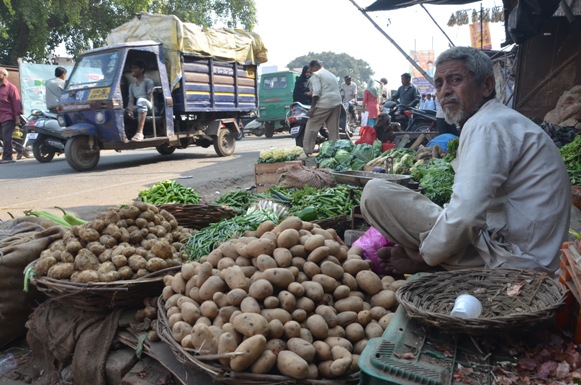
{"left": 106, "top": 13, "right": 268, "bottom": 87}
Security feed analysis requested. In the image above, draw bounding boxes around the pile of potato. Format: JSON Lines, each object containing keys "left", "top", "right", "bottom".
{"left": 161, "top": 216, "right": 403, "bottom": 380}
{"left": 34, "top": 202, "right": 194, "bottom": 283}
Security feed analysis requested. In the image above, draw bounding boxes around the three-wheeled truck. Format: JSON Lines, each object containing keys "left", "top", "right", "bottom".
{"left": 57, "top": 13, "right": 267, "bottom": 171}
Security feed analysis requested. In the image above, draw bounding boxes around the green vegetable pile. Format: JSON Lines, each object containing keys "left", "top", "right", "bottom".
{"left": 560, "top": 135, "right": 581, "bottom": 185}
{"left": 257, "top": 146, "right": 305, "bottom": 163}
{"left": 411, "top": 158, "right": 455, "bottom": 207}
{"left": 138, "top": 180, "right": 201, "bottom": 205}
{"left": 269, "top": 185, "right": 362, "bottom": 221}
{"left": 214, "top": 190, "right": 253, "bottom": 212}
{"left": 184, "top": 209, "right": 280, "bottom": 261}
{"left": 315, "top": 139, "right": 383, "bottom": 172}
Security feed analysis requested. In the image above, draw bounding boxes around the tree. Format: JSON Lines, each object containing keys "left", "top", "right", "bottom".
{"left": 287, "top": 52, "right": 374, "bottom": 92}
{"left": 0, "top": 0, "right": 257, "bottom": 65}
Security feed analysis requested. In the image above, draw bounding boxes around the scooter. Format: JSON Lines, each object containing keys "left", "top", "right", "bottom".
{"left": 23, "top": 110, "right": 67, "bottom": 163}
{"left": 382, "top": 102, "right": 436, "bottom": 132}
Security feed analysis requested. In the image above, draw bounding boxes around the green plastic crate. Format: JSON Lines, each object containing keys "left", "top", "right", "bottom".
{"left": 359, "top": 306, "right": 498, "bottom": 385}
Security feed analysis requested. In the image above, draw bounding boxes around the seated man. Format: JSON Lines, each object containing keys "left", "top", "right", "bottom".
{"left": 125, "top": 60, "right": 154, "bottom": 141}
{"left": 360, "top": 46, "right": 571, "bottom": 277}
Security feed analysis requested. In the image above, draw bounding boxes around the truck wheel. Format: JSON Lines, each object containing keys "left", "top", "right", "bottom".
{"left": 235, "top": 127, "right": 244, "bottom": 141}
{"left": 32, "top": 135, "right": 56, "bottom": 163}
{"left": 214, "top": 128, "right": 236, "bottom": 157}
{"left": 156, "top": 143, "right": 176, "bottom": 155}
{"left": 264, "top": 122, "right": 275, "bottom": 138}
{"left": 65, "top": 135, "right": 100, "bottom": 171}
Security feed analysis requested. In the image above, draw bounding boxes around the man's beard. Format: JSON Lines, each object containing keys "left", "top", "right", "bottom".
{"left": 441, "top": 97, "right": 478, "bottom": 126}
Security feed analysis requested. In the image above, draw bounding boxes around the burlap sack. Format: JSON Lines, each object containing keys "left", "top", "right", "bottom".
{"left": 0, "top": 217, "right": 65, "bottom": 348}
{"left": 276, "top": 164, "right": 336, "bottom": 189}
{"left": 544, "top": 85, "right": 581, "bottom": 128}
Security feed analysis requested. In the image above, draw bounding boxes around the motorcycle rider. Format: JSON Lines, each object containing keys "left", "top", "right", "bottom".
{"left": 45, "top": 66, "right": 67, "bottom": 113}
{"left": 293, "top": 66, "right": 312, "bottom": 105}
{"left": 340, "top": 75, "right": 358, "bottom": 125}
{"left": 391, "top": 73, "right": 421, "bottom": 128}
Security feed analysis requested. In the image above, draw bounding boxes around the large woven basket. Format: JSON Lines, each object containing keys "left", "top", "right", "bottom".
{"left": 157, "top": 204, "right": 237, "bottom": 229}
{"left": 156, "top": 297, "right": 359, "bottom": 385}
{"left": 396, "top": 268, "right": 568, "bottom": 334}
{"left": 26, "top": 260, "right": 179, "bottom": 310}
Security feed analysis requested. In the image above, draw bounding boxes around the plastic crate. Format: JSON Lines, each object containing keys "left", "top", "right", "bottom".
{"left": 359, "top": 306, "right": 511, "bottom": 385}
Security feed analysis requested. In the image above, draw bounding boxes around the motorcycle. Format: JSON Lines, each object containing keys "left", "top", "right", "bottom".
{"left": 0, "top": 115, "right": 32, "bottom": 160}
{"left": 382, "top": 101, "right": 436, "bottom": 132}
{"left": 287, "top": 102, "right": 350, "bottom": 147}
{"left": 23, "top": 110, "right": 67, "bottom": 163}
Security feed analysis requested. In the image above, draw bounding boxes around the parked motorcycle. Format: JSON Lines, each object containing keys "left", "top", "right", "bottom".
{"left": 23, "top": 110, "right": 67, "bottom": 163}
{"left": 287, "top": 102, "right": 350, "bottom": 147}
{"left": 382, "top": 102, "right": 436, "bottom": 132}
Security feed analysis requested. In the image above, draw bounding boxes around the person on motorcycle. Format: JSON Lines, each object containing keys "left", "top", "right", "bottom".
{"left": 45, "top": 66, "right": 67, "bottom": 113}
{"left": 125, "top": 60, "right": 155, "bottom": 142}
{"left": 293, "top": 66, "right": 312, "bottom": 105}
{"left": 390, "top": 73, "right": 420, "bottom": 129}
{"left": 303, "top": 60, "right": 341, "bottom": 156}
{"left": 360, "top": 46, "right": 570, "bottom": 277}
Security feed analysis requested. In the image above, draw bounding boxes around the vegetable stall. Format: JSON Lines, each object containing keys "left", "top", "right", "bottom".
{"left": 1, "top": 135, "right": 581, "bottom": 385}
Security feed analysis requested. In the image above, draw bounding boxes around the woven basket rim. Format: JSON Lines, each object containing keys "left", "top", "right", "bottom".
{"left": 395, "top": 268, "right": 568, "bottom": 334}
{"left": 156, "top": 297, "right": 360, "bottom": 385}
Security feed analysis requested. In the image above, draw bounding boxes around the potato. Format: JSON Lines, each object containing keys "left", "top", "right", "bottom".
{"left": 46, "top": 262, "right": 74, "bottom": 279}
{"left": 291, "top": 309, "right": 308, "bottom": 323}
{"left": 316, "top": 305, "right": 338, "bottom": 328}
{"left": 389, "top": 279, "right": 407, "bottom": 291}
{"left": 273, "top": 217, "right": 303, "bottom": 234}
{"left": 320, "top": 261, "right": 344, "bottom": 280}
{"left": 233, "top": 313, "right": 270, "bottom": 337}
{"left": 286, "top": 337, "right": 316, "bottom": 363}
{"left": 342, "top": 259, "right": 371, "bottom": 276}
{"left": 287, "top": 282, "right": 305, "bottom": 297}
{"left": 312, "top": 274, "right": 339, "bottom": 293}
{"left": 295, "top": 297, "right": 315, "bottom": 313}
{"left": 99, "top": 270, "right": 121, "bottom": 282}
{"left": 255, "top": 220, "right": 276, "bottom": 237}
{"left": 324, "top": 337, "right": 353, "bottom": 352}
{"left": 307, "top": 246, "right": 330, "bottom": 264}
{"left": 170, "top": 273, "right": 187, "bottom": 294}
{"left": 171, "top": 321, "right": 192, "bottom": 343}
{"left": 370, "top": 306, "right": 389, "bottom": 321}
{"left": 205, "top": 249, "right": 223, "bottom": 268}
{"left": 353, "top": 339, "right": 368, "bottom": 355}
{"left": 305, "top": 314, "right": 329, "bottom": 340}
{"left": 347, "top": 245, "right": 363, "bottom": 256}
{"left": 263, "top": 296, "right": 279, "bottom": 309}
{"left": 245, "top": 239, "right": 276, "bottom": 258}
{"left": 217, "top": 257, "right": 235, "bottom": 270}
{"left": 345, "top": 323, "right": 365, "bottom": 343}
{"left": 327, "top": 325, "right": 346, "bottom": 338}
{"left": 311, "top": 228, "right": 333, "bottom": 240}
{"left": 357, "top": 310, "right": 373, "bottom": 326}
{"left": 277, "top": 350, "right": 309, "bottom": 379}
{"left": 272, "top": 248, "right": 293, "bottom": 268}
{"left": 265, "top": 338, "right": 286, "bottom": 355}
{"left": 262, "top": 268, "right": 294, "bottom": 289}
{"left": 191, "top": 324, "right": 218, "bottom": 354}
{"left": 260, "top": 308, "right": 292, "bottom": 324}
{"left": 300, "top": 328, "right": 313, "bottom": 344}
{"left": 289, "top": 245, "right": 307, "bottom": 259}
{"left": 356, "top": 270, "right": 383, "bottom": 295}
{"left": 283, "top": 320, "right": 302, "bottom": 339}
{"left": 71, "top": 270, "right": 100, "bottom": 283}
{"left": 330, "top": 357, "right": 351, "bottom": 377}
{"left": 217, "top": 333, "right": 237, "bottom": 366}
{"left": 365, "top": 321, "right": 384, "bottom": 339}
{"left": 230, "top": 335, "right": 267, "bottom": 372}
{"left": 277, "top": 228, "right": 300, "bottom": 249}
{"left": 268, "top": 319, "right": 284, "bottom": 339}
{"left": 196, "top": 262, "right": 213, "bottom": 287}
{"left": 278, "top": 291, "right": 296, "bottom": 313}
{"left": 222, "top": 265, "right": 248, "bottom": 290}
{"left": 379, "top": 313, "right": 396, "bottom": 329}
{"left": 334, "top": 296, "right": 364, "bottom": 313}
{"left": 200, "top": 301, "right": 219, "bottom": 320}
{"left": 333, "top": 285, "right": 351, "bottom": 300}
{"left": 240, "top": 296, "right": 261, "bottom": 313}
{"left": 303, "top": 234, "right": 326, "bottom": 252}
{"left": 318, "top": 361, "right": 334, "bottom": 378}
{"left": 212, "top": 292, "right": 229, "bottom": 309}
{"left": 199, "top": 276, "right": 227, "bottom": 301}
{"left": 180, "top": 302, "right": 201, "bottom": 325}
{"left": 302, "top": 281, "right": 324, "bottom": 302}
{"left": 249, "top": 279, "right": 273, "bottom": 300}
{"left": 256, "top": 254, "right": 277, "bottom": 271}
{"left": 370, "top": 290, "right": 397, "bottom": 310}
{"left": 342, "top": 273, "right": 358, "bottom": 291}
{"left": 302, "top": 261, "right": 320, "bottom": 278}
{"left": 227, "top": 288, "right": 248, "bottom": 306}
{"left": 250, "top": 350, "right": 277, "bottom": 374}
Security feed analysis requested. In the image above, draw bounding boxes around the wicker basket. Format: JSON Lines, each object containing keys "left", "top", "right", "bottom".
{"left": 157, "top": 204, "right": 237, "bottom": 229}
{"left": 313, "top": 214, "right": 352, "bottom": 240}
{"left": 396, "top": 268, "right": 568, "bottom": 334}
{"left": 26, "top": 260, "right": 179, "bottom": 310}
{"left": 156, "top": 297, "right": 359, "bottom": 385}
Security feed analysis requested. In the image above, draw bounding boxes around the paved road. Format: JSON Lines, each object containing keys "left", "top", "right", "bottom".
{"left": 0, "top": 135, "right": 295, "bottom": 221}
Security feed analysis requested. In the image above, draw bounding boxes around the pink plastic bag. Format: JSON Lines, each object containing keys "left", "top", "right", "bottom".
{"left": 352, "top": 227, "right": 392, "bottom": 275}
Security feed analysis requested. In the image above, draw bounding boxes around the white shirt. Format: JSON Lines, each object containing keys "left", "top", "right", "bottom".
{"left": 45, "top": 77, "right": 65, "bottom": 109}
{"left": 309, "top": 68, "right": 342, "bottom": 109}
{"left": 420, "top": 99, "right": 571, "bottom": 274}
{"left": 340, "top": 82, "right": 357, "bottom": 103}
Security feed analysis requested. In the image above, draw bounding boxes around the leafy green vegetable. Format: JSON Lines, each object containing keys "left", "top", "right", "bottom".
{"left": 334, "top": 149, "right": 353, "bottom": 166}
{"left": 560, "top": 135, "right": 581, "bottom": 185}
{"left": 214, "top": 190, "right": 253, "bottom": 212}
{"left": 414, "top": 158, "right": 455, "bottom": 207}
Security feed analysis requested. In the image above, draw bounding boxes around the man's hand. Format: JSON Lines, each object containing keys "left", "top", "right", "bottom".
{"left": 308, "top": 107, "right": 316, "bottom": 118}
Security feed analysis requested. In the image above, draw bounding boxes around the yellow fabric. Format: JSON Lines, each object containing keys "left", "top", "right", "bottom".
{"left": 106, "top": 13, "right": 268, "bottom": 87}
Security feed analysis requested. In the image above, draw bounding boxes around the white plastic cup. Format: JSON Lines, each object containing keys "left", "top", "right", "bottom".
{"left": 450, "top": 294, "right": 482, "bottom": 319}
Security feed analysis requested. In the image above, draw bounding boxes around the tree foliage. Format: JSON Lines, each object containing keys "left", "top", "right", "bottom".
{"left": 287, "top": 52, "right": 374, "bottom": 91}
{"left": 0, "top": 0, "right": 257, "bottom": 65}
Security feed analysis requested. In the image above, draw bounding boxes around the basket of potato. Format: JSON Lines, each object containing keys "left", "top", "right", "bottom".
{"left": 26, "top": 202, "right": 195, "bottom": 310}
{"left": 156, "top": 216, "right": 404, "bottom": 384}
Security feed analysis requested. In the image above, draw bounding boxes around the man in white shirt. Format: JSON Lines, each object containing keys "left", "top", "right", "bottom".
{"left": 360, "top": 46, "right": 571, "bottom": 277}
{"left": 303, "top": 60, "right": 342, "bottom": 155}
{"left": 45, "top": 67, "right": 67, "bottom": 113}
{"left": 340, "top": 76, "right": 357, "bottom": 125}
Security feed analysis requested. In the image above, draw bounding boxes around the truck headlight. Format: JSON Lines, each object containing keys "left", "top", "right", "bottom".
{"left": 95, "top": 112, "right": 106, "bottom": 124}
{"left": 57, "top": 115, "right": 66, "bottom": 126}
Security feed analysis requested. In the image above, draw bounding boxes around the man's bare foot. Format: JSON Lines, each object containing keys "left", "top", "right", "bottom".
{"left": 376, "top": 246, "right": 432, "bottom": 275}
